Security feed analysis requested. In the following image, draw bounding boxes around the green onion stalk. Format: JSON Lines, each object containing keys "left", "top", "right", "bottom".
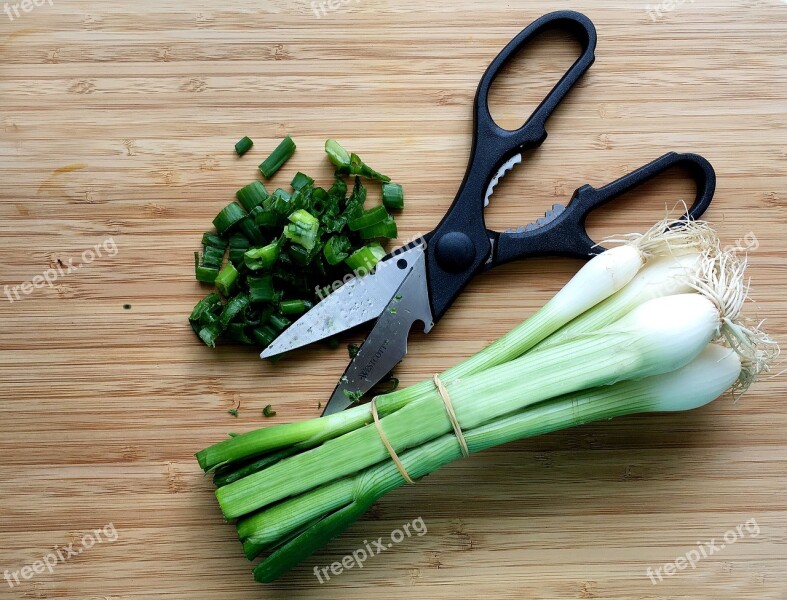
{"left": 197, "top": 219, "right": 718, "bottom": 472}
{"left": 248, "top": 343, "right": 744, "bottom": 582}
{"left": 195, "top": 221, "right": 777, "bottom": 583}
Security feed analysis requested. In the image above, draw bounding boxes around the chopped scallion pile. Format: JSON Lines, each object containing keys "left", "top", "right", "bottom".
{"left": 190, "top": 138, "right": 406, "bottom": 351}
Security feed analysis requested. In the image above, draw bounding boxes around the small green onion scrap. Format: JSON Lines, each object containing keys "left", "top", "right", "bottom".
{"left": 195, "top": 219, "right": 777, "bottom": 583}
{"left": 325, "top": 139, "right": 391, "bottom": 182}
{"left": 345, "top": 243, "right": 385, "bottom": 272}
{"left": 190, "top": 138, "right": 406, "bottom": 351}
{"left": 235, "top": 136, "right": 254, "bottom": 157}
{"left": 382, "top": 182, "right": 404, "bottom": 210}
{"left": 194, "top": 232, "right": 228, "bottom": 283}
{"left": 259, "top": 135, "right": 296, "bottom": 179}
{"left": 236, "top": 181, "right": 268, "bottom": 212}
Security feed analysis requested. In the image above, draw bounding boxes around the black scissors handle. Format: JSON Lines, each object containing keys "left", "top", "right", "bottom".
{"left": 426, "top": 11, "right": 598, "bottom": 320}
{"left": 490, "top": 151, "right": 717, "bottom": 266}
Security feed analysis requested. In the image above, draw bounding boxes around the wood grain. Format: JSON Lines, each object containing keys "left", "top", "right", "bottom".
{"left": 0, "top": 1, "right": 785, "bottom": 598}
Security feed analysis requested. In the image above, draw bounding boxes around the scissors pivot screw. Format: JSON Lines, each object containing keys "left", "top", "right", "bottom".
{"left": 435, "top": 232, "right": 476, "bottom": 272}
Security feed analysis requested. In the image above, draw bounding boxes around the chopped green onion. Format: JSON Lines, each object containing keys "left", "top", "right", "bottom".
{"left": 328, "top": 177, "right": 347, "bottom": 201}
{"left": 350, "top": 154, "right": 391, "bottom": 182}
{"left": 259, "top": 135, "right": 296, "bottom": 179}
{"left": 255, "top": 210, "right": 279, "bottom": 229}
{"left": 189, "top": 293, "right": 222, "bottom": 333}
{"left": 199, "top": 324, "right": 222, "bottom": 348}
{"left": 268, "top": 313, "right": 291, "bottom": 334}
{"left": 267, "top": 188, "right": 292, "bottom": 213}
{"left": 323, "top": 235, "right": 351, "bottom": 266}
{"left": 284, "top": 209, "right": 319, "bottom": 251}
{"left": 200, "top": 245, "right": 226, "bottom": 269}
{"left": 382, "top": 183, "right": 404, "bottom": 210}
{"left": 215, "top": 262, "right": 240, "bottom": 297}
{"left": 309, "top": 187, "right": 329, "bottom": 216}
{"left": 236, "top": 181, "right": 269, "bottom": 212}
{"left": 348, "top": 205, "right": 389, "bottom": 231}
{"left": 202, "top": 232, "right": 228, "bottom": 249}
{"left": 263, "top": 405, "right": 277, "bottom": 418}
{"left": 345, "top": 243, "right": 385, "bottom": 272}
{"left": 348, "top": 153, "right": 390, "bottom": 182}
{"left": 227, "top": 408, "right": 239, "bottom": 417}
{"left": 289, "top": 190, "right": 308, "bottom": 211}
{"left": 235, "top": 136, "right": 254, "bottom": 157}
{"left": 213, "top": 202, "right": 246, "bottom": 235}
{"left": 279, "top": 299, "right": 312, "bottom": 315}
{"left": 251, "top": 304, "right": 275, "bottom": 327}
{"left": 342, "top": 389, "right": 364, "bottom": 404}
{"left": 348, "top": 344, "right": 360, "bottom": 359}
{"left": 287, "top": 244, "right": 319, "bottom": 267}
{"left": 195, "top": 252, "right": 220, "bottom": 283}
{"left": 291, "top": 172, "right": 314, "bottom": 191}
{"left": 241, "top": 305, "right": 262, "bottom": 326}
{"left": 219, "top": 294, "right": 250, "bottom": 329}
{"left": 191, "top": 138, "right": 406, "bottom": 352}
{"left": 238, "top": 216, "right": 265, "bottom": 246}
{"left": 244, "top": 243, "right": 280, "bottom": 271}
{"left": 344, "top": 177, "right": 367, "bottom": 219}
{"left": 360, "top": 216, "right": 398, "bottom": 240}
{"left": 325, "top": 139, "right": 390, "bottom": 182}
{"left": 252, "top": 325, "right": 278, "bottom": 347}
{"left": 226, "top": 322, "right": 254, "bottom": 345}
{"left": 248, "top": 275, "right": 275, "bottom": 303}
{"left": 324, "top": 139, "right": 352, "bottom": 169}
{"left": 228, "top": 233, "right": 251, "bottom": 267}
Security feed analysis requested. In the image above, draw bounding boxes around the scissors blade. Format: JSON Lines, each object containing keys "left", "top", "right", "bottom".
{"left": 484, "top": 153, "right": 522, "bottom": 207}
{"left": 322, "top": 247, "right": 434, "bottom": 416}
{"left": 260, "top": 244, "right": 425, "bottom": 359}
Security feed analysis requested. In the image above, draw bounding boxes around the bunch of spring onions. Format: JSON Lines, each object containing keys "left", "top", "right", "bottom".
{"left": 196, "top": 219, "right": 777, "bottom": 583}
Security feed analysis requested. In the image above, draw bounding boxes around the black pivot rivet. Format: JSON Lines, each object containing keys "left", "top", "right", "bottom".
{"left": 435, "top": 231, "right": 476, "bottom": 273}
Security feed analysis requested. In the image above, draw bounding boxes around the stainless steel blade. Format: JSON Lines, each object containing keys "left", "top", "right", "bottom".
{"left": 260, "top": 245, "right": 425, "bottom": 359}
{"left": 484, "top": 153, "right": 522, "bottom": 207}
{"left": 322, "top": 248, "right": 434, "bottom": 416}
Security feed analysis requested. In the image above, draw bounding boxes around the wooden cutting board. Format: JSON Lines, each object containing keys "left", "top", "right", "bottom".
{"left": 1, "top": 1, "right": 785, "bottom": 598}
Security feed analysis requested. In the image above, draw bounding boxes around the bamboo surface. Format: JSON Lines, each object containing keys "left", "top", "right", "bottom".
{"left": 1, "top": 1, "right": 785, "bottom": 598}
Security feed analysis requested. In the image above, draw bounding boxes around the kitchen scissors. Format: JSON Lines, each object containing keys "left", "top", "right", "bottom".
{"left": 261, "top": 10, "right": 717, "bottom": 415}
